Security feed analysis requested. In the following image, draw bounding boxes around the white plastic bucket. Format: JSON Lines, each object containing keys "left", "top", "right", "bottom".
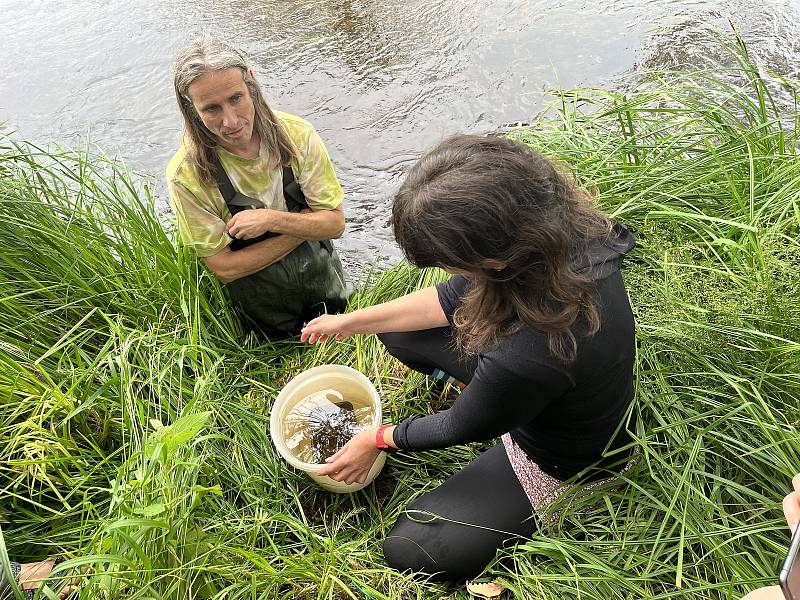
{"left": 269, "top": 364, "right": 386, "bottom": 493}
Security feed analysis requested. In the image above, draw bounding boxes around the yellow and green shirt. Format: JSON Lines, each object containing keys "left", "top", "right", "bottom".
{"left": 166, "top": 111, "right": 344, "bottom": 258}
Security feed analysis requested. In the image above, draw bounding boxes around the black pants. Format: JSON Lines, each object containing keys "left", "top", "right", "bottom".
{"left": 378, "top": 328, "right": 536, "bottom": 581}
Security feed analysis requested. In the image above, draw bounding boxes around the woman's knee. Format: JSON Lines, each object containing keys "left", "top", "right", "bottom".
{"left": 376, "top": 331, "right": 431, "bottom": 373}
{"left": 382, "top": 530, "right": 437, "bottom": 576}
{"left": 376, "top": 331, "right": 405, "bottom": 358}
{"left": 381, "top": 514, "right": 493, "bottom": 581}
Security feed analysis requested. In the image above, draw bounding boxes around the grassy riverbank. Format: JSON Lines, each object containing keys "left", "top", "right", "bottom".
{"left": 1, "top": 42, "right": 798, "bottom": 598}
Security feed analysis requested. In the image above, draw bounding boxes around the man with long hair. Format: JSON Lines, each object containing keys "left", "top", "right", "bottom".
{"left": 167, "top": 38, "right": 348, "bottom": 337}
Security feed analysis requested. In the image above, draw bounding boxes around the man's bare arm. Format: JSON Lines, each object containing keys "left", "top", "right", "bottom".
{"left": 204, "top": 234, "right": 304, "bottom": 284}
{"left": 227, "top": 205, "right": 345, "bottom": 242}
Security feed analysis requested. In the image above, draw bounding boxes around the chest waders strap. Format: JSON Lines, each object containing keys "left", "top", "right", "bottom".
{"left": 212, "top": 154, "right": 333, "bottom": 253}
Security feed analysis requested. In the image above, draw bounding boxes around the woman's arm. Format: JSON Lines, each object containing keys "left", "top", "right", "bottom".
{"left": 300, "top": 286, "right": 448, "bottom": 343}
{"left": 392, "top": 357, "right": 570, "bottom": 451}
{"left": 318, "top": 360, "right": 570, "bottom": 485}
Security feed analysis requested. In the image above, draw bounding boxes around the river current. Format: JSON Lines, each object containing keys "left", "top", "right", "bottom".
{"left": 3, "top": 0, "right": 800, "bottom": 271}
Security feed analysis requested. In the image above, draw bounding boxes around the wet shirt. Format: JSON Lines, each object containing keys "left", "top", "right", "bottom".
{"left": 166, "top": 112, "right": 343, "bottom": 258}
{"left": 393, "top": 224, "right": 637, "bottom": 481}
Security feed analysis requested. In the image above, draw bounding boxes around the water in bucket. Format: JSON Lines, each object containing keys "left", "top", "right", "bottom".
{"left": 283, "top": 383, "right": 374, "bottom": 464}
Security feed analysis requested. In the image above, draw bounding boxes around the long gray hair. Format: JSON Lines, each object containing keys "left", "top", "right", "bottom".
{"left": 173, "top": 38, "right": 297, "bottom": 185}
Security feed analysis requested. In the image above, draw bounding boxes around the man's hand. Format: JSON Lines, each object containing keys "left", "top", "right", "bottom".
{"left": 317, "top": 428, "right": 382, "bottom": 485}
{"left": 227, "top": 208, "right": 282, "bottom": 240}
{"left": 784, "top": 472, "right": 800, "bottom": 534}
{"left": 203, "top": 234, "right": 304, "bottom": 283}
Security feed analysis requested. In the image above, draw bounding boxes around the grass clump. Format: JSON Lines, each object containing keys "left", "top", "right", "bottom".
{"left": 1, "top": 38, "right": 798, "bottom": 599}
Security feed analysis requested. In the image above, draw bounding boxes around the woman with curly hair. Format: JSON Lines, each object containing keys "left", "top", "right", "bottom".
{"left": 301, "top": 134, "right": 637, "bottom": 580}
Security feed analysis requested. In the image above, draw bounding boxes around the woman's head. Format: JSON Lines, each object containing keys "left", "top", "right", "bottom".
{"left": 392, "top": 134, "right": 612, "bottom": 361}
{"left": 173, "top": 38, "right": 297, "bottom": 184}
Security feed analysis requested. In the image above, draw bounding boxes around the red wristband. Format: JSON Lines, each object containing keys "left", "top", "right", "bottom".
{"left": 375, "top": 425, "right": 398, "bottom": 453}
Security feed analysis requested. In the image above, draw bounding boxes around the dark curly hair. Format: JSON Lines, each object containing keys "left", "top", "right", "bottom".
{"left": 391, "top": 134, "right": 613, "bottom": 362}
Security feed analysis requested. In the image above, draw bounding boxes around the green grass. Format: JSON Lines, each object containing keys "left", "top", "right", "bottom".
{"left": 0, "top": 38, "right": 798, "bottom": 598}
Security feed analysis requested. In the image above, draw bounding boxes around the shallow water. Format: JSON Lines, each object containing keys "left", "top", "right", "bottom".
{"left": 3, "top": 0, "right": 800, "bottom": 273}
{"left": 284, "top": 388, "right": 374, "bottom": 464}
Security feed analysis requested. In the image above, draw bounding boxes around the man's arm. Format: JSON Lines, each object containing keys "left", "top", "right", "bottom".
{"left": 207, "top": 204, "right": 345, "bottom": 283}
{"left": 226, "top": 205, "right": 345, "bottom": 241}
{"left": 204, "top": 234, "right": 304, "bottom": 284}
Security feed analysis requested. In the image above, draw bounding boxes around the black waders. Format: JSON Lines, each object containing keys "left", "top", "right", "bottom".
{"left": 213, "top": 156, "right": 349, "bottom": 338}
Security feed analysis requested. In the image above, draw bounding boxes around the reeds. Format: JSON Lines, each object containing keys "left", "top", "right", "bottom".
{"left": 0, "top": 38, "right": 798, "bottom": 599}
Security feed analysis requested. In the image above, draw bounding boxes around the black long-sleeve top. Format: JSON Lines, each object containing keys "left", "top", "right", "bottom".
{"left": 393, "top": 223, "right": 636, "bottom": 481}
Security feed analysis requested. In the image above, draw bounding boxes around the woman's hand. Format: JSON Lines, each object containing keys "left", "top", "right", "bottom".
{"left": 301, "top": 313, "right": 354, "bottom": 343}
{"left": 227, "top": 208, "right": 280, "bottom": 239}
{"left": 317, "top": 428, "right": 382, "bottom": 485}
{"left": 783, "top": 473, "right": 800, "bottom": 533}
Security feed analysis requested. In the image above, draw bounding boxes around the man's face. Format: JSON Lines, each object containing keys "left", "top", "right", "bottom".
{"left": 187, "top": 68, "right": 256, "bottom": 154}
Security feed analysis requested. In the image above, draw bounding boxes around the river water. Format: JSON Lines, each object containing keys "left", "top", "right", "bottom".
{"left": 3, "top": 0, "right": 800, "bottom": 271}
